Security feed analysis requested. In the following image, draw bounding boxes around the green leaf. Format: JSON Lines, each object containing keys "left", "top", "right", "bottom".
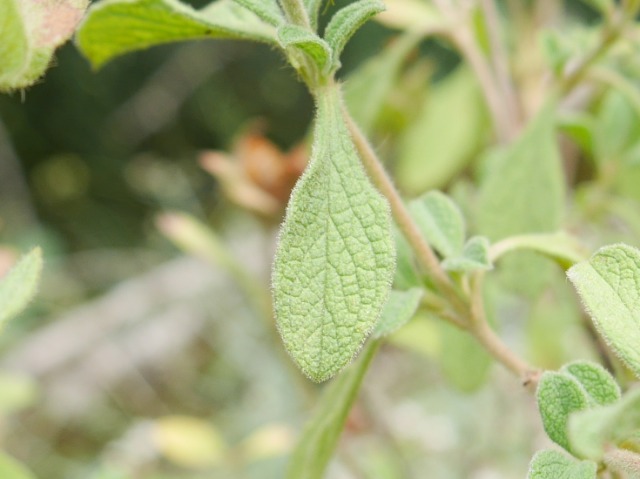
{"left": 582, "top": 0, "right": 613, "bottom": 15}
{"left": 0, "top": 248, "right": 43, "bottom": 329}
{"left": 536, "top": 371, "right": 589, "bottom": 452}
{"left": 0, "top": 451, "right": 36, "bottom": 479}
{"left": 344, "top": 32, "right": 422, "bottom": 135}
{"left": 396, "top": 66, "right": 488, "bottom": 194}
{"left": 527, "top": 449, "right": 597, "bottom": 479}
{"left": 567, "top": 244, "right": 640, "bottom": 378}
{"left": 304, "top": 0, "right": 323, "bottom": 29}
{"left": 76, "top": 0, "right": 276, "bottom": 69}
{"left": 272, "top": 86, "right": 395, "bottom": 382}
{"left": 0, "top": 0, "right": 87, "bottom": 91}
{"left": 569, "top": 388, "right": 640, "bottom": 460}
{"left": 489, "top": 232, "right": 587, "bottom": 269}
{"left": 392, "top": 228, "right": 421, "bottom": 289}
{"left": 286, "top": 339, "right": 380, "bottom": 479}
{"left": 277, "top": 24, "right": 331, "bottom": 73}
{"left": 324, "top": 0, "right": 385, "bottom": 71}
{"left": 438, "top": 318, "right": 492, "bottom": 392}
{"left": 232, "top": 0, "right": 283, "bottom": 26}
{"left": 478, "top": 100, "right": 565, "bottom": 241}
{"left": 373, "top": 288, "right": 423, "bottom": 338}
{"left": 408, "top": 191, "right": 465, "bottom": 258}
{"left": 594, "top": 89, "right": 639, "bottom": 166}
{"left": 442, "top": 236, "right": 492, "bottom": 272}
{"left": 561, "top": 360, "right": 621, "bottom": 406}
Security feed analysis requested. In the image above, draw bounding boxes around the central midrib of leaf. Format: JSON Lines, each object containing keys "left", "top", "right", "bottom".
{"left": 273, "top": 84, "right": 394, "bottom": 382}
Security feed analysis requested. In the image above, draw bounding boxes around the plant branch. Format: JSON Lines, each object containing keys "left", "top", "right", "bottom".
{"left": 279, "top": 0, "right": 311, "bottom": 29}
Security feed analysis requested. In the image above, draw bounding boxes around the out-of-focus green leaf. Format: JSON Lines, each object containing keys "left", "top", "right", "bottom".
{"left": 537, "top": 371, "right": 589, "bottom": 452}
{"left": 569, "top": 388, "right": 640, "bottom": 460}
{"left": 152, "top": 415, "right": 227, "bottom": 469}
{"left": 76, "top": 0, "right": 276, "bottom": 69}
{"left": 0, "top": 248, "right": 42, "bottom": 329}
{"left": 375, "top": 0, "right": 443, "bottom": 32}
{"left": 393, "top": 228, "right": 421, "bottom": 289}
{"left": 373, "top": 288, "right": 423, "bottom": 338}
{"left": 594, "top": 90, "right": 639, "bottom": 165}
{"left": 438, "top": 319, "right": 492, "bottom": 392}
{"left": 489, "top": 232, "right": 587, "bottom": 269}
{"left": 286, "top": 340, "right": 379, "bottom": 479}
{"left": 567, "top": 244, "right": 640, "bottom": 378}
{"left": 557, "top": 113, "right": 595, "bottom": 156}
{"left": 478, "top": 101, "right": 564, "bottom": 241}
{"left": 0, "top": 452, "right": 36, "bottom": 479}
{"left": 409, "top": 191, "right": 465, "bottom": 258}
{"left": 388, "top": 313, "right": 440, "bottom": 358}
{"left": 344, "top": 33, "right": 422, "bottom": 135}
{"left": 527, "top": 449, "right": 597, "bottom": 479}
{"left": 561, "top": 361, "right": 621, "bottom": 406}
{"left": 442, "top": 236, "right": 492, "bottom": 272}
{"left": 396, "top": 67, "right": 488, "bottom": 194}
{"left": 324, "top": 0, "right": 385, "bottom": 71}
{"left": 273, "top": 87, "right": 395, "bottom": 382}
{"left": 304, "top": 0, "right": 322, "bottom": 29}
{"left": 0, "top": 373, "right": 38, "bottom": 416}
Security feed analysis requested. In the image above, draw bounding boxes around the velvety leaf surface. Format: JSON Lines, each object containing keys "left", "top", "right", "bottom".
{"left": 277, "top": 24, "right": 331, "bottom": 72}
{"left": 232, "top": 0, "right": 283, "bottom": 26}
{"left": 527, "top": 450, "right": 597, "bottom": 479}
{"left": 567, "top": 244, "right": 640, "bottom": 378}
{"left": 536, "top": 371, "right": 589, "bottom": 452}
{"left": 442, "top": 236, "right": 492, "bottom": 272}
{"left": 561, "top": 360, "right": 621, "bottom": 406}
{"left": 272, "top": 86, "right": 395, "bottom": 382}
{"left": 76, "top": 0, "right": 276, "bottom": 68}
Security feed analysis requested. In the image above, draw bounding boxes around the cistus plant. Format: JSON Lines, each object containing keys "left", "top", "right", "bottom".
{"left": 4, "top": 0, "right": 640, "bottom": 477}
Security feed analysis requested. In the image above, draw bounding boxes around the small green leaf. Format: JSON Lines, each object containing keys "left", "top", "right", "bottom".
{"left": 76, "top": 0, "right": 276, "bottom": 69}
{"left": 304, "top": 0, "right": 323, "bottom": 29}
{"left": 594, "top": 90, "right": 639, "bottom": 166}
{"left": 0, "top": 451, "right": 36, "bottom": 479}
{"left": 396, "top": 66, "right": 488, "bottom": 194}
{"left": 536, "top": 371, "right": 589, "bottom": 452}
{"left": 277, "top": 24, "right": 331, "bottom": 73}
{"left": 286, "top": 340, "right": 379, "bottom": 479}
{"left": 438, "top": 318, "right": 492, "bottom": 392}
{"left": 324, "top": 0, "right": 385, "bottom": 71}
{"left": 409, "top": 191, "right": 465, "bottom": 258}
{"left": 0, "top": 248, "right": 43, "bottom": 329}
{"left": 527, "top": 449, "right": 597, "bottom": 479}
{"left": 489, "top": 232, "right": 586, "bottom": 269}
{"left": 561, "top": 360, "right": 621, "bottom": 406}
{"left": 232, "top": 0, "right": 283, "bottom": 26}
{"left": 272, "top": 86, "right": 395, "bottom": 382}
{"left": 442, "top": 236, "right": 492, "bottom": 272}
{"left": 373, "top": 288, "right": 423, "bottom": 338}
{"left": 567, "top": 244, "right": 640, "bottom": 378}
{"left": 569, "top": 388, "right": 640, "bottom": 460}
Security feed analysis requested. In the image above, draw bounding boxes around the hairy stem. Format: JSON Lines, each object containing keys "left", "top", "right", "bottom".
{"left": 279, "top": 0, "right": 311, "bottom": 29}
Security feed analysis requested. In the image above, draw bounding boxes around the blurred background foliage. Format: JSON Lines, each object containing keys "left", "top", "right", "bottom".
{"left": 2, "top": 0, "right": 640, "bottom": 478}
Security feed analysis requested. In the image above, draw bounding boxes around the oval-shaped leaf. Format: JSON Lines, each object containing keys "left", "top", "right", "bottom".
{"left": 324, "top": 0, "right": 385, "bottom": 71}
{"left": 536, "top": 371, "right": 589, "bottom": 452}
{"left": 489, "top": 232, "right": 586, "bottom": 269}
{"left": 272, "top": 85, "right": 395, "bottom": 382}
{"left": 76, "top": 0, "right": 276, "bottom": 69}
{"left": 442, "top": 235, "right": 492, "bottom": 272}
{"left": 527, "top": 449, "right": 597, "bottom": 479}
{"left": 408, "top": 190, "right": 465, "bottom": 258}
{"left": 373, "top": 288, "right": 423, "bottom": 338}
{"left": 0, "top": 248, "right": 42, "bottom": 329}
{"left": 567, "top": 243, "right": 640, "bottom": 378}
{"left": 561, "top": 360, "right": 621, "bottom": 407}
